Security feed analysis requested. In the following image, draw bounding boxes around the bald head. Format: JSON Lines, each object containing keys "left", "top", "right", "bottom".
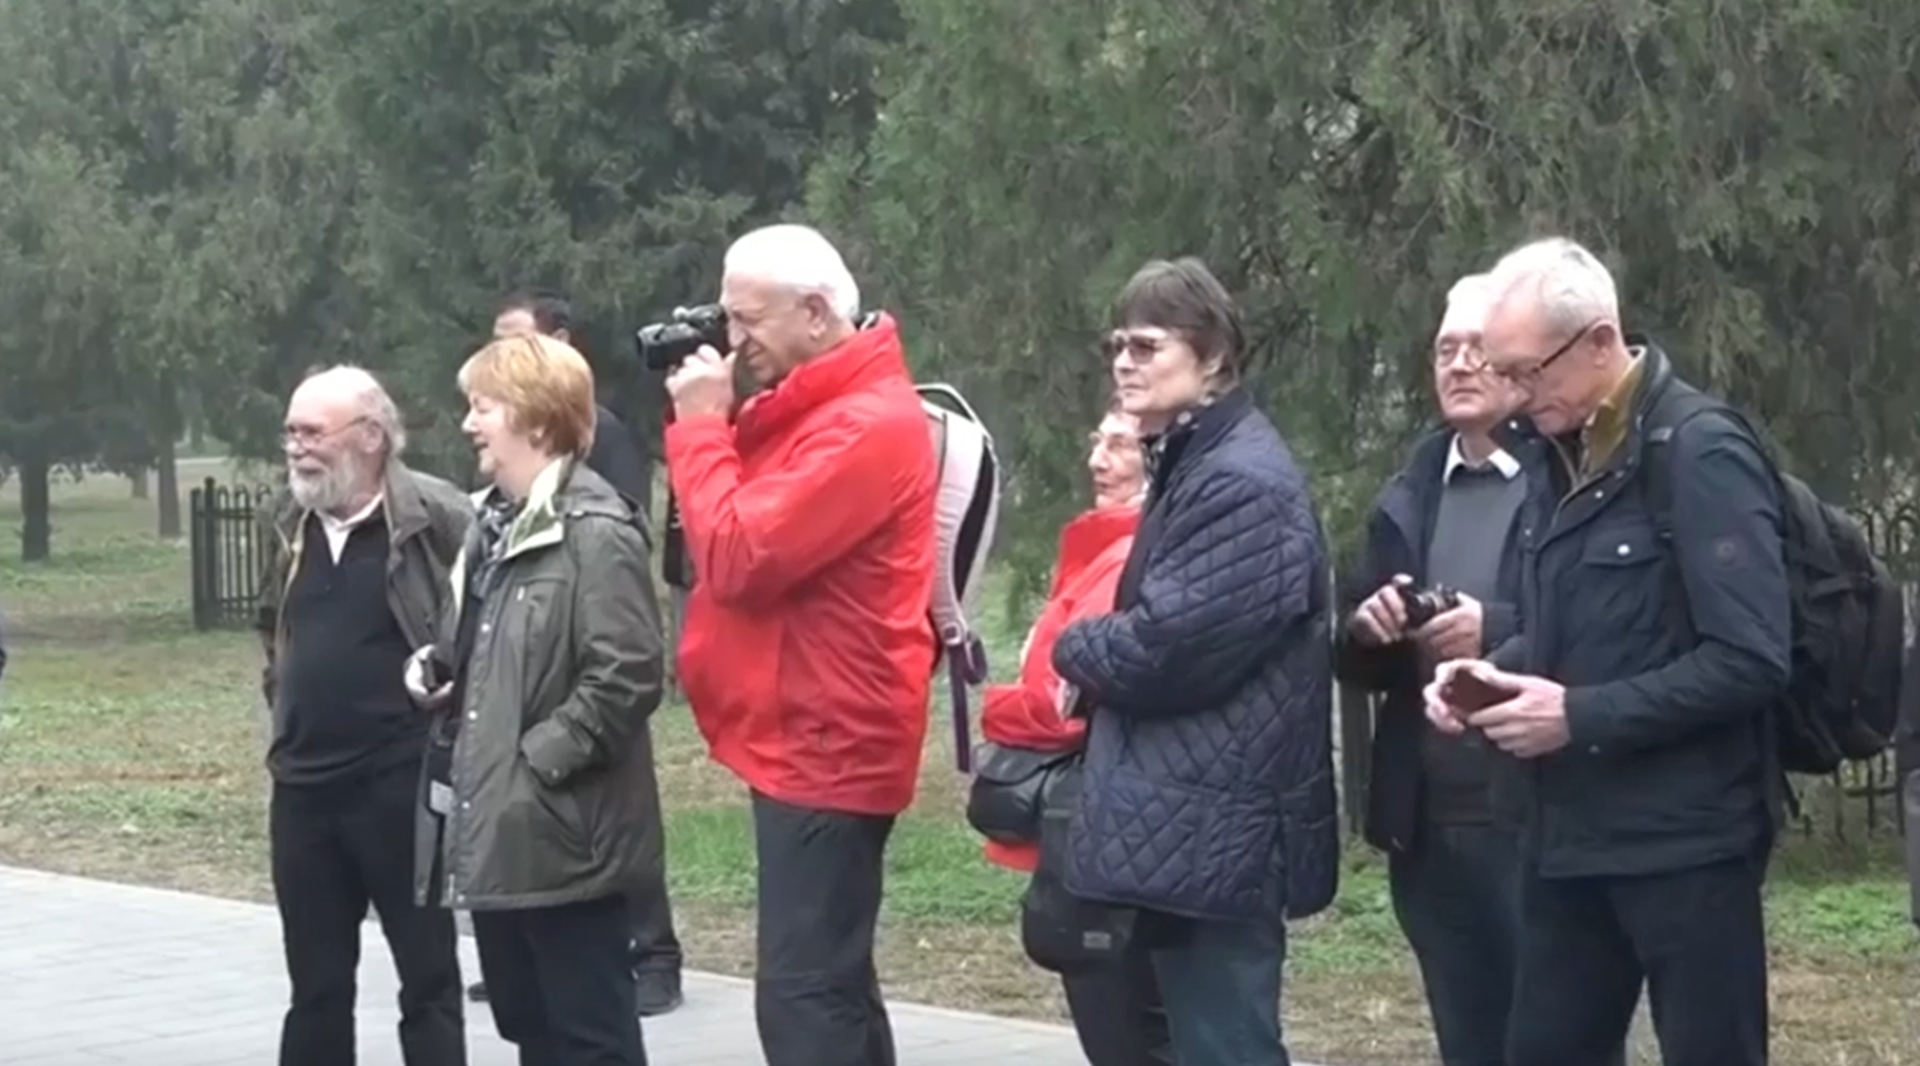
{"left": 284, "top": 364, "right": 403, "bottom": 515}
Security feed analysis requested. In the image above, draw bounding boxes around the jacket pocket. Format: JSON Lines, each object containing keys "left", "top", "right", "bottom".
{"left": 1562, "top": 520, "right": 1669, "bottom": 673}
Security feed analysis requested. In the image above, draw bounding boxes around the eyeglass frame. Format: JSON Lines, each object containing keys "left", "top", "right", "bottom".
{"left": 282, "top": 416, "right": 371, "bottom": 452}
{"left": 1485, "top": 320, "right": 1601, "bottom": 388}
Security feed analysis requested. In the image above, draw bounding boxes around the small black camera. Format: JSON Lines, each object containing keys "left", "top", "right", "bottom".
{"left": 634, "top": 303, "right": 728, "bottom": 371}
{"left": 1400, "top": 583, "right": 1462, "bottom": 629}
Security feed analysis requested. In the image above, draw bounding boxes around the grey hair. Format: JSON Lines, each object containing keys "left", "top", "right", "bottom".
{"left": 1446, "top": 273, "right": 1492, "bottom": 308}
{"left": 302, "top": 363, "right": 407, "bottom": 458}
{"left": 723, "top": 223, "right": 861, "bottom": 321}
{"left": 1484, "top": 237, "right": 1620, "bottom": 334}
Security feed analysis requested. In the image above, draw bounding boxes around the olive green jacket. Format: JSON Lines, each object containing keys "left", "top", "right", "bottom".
{"left": 414, "top": 459, "right": 667, "bottom": 911}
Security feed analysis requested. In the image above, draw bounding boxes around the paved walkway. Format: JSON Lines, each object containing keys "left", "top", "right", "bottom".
{"left": 0, "top": 865, "right": 1089, "bottom": 1065}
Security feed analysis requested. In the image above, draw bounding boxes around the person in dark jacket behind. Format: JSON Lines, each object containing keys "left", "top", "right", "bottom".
{"left": 484, "top": 289, "right": 684, "bottom": 1018}
{"left": 1052, "top": 258, "right": 1338, "bottom": 1066}
{"left": 1425, "top": 237, "right": 1791, "bottom": 1066}
{"left": 409, "top": 332, "right": 666, "bottom": 1066}
{"left": 1337, "top": 274, "right": 1537, "bottom": 1066}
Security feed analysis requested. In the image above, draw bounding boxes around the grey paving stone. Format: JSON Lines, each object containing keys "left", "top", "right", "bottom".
{"left": 9, "top": 864, "right": 1298, "bottom": 1065}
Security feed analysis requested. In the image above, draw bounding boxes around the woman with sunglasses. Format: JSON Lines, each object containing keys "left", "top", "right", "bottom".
{"left": 1050, "top": 258, "right": 1337, "bottom": 1066}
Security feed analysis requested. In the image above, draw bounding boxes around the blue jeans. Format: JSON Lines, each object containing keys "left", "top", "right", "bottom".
{"left": 1146, "top": 912, "right": 1289, "bottom": 1066}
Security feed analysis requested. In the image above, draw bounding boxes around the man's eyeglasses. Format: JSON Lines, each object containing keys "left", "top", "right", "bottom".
{"left": 1489, "top": 321, "right": 1598, "bottom": 386}
{"left": 283, "top": 417, "right": 369, "bottom": 451}
{"left": 1433, "top": 342, "right": 1489, "bottom": 373}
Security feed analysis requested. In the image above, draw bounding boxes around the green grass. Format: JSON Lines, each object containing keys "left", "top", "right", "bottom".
{"left": 1, "top": 464, "right": 1916, "bottom": 1065}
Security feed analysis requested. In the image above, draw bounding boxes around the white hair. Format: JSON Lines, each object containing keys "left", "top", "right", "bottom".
{"left": 723, "top": 224, "right": 861, "bottom": 320}
{"left": 1446, "top": 272, "right": 1491, "bottom": 308}
{"left": 1484, "top": 237, "right": 1620, "bottom": 333}
{"left": 304, "top": 363, "right": 407, "bottom": 458}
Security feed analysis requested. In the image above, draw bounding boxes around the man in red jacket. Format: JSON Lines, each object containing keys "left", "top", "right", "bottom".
{"left": 664, "top": 223, "right": 937, "bottom": 1066}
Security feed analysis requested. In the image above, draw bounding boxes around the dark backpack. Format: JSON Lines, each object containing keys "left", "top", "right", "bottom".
{"left": 1644, "top": 384, "right": 1905, "bottom": 775}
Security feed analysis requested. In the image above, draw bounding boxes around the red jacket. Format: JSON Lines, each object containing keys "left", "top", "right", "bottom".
{"left": 666, "top": 314, "right": 937, "bottom": 816}
{"left": 979, "top": 503, "right": 1140, "bottom": 871}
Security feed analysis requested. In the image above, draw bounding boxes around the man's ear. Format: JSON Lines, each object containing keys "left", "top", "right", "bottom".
{"left": 1586, "top": 320, "right": 1619, "bottom": 356}
{"left": 552, "top": 327, "right": 572, "bottom": 344}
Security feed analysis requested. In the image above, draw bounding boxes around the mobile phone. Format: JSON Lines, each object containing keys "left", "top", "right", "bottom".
{"left": 1441, "top": 670, "right": 1514, "bottom": 716}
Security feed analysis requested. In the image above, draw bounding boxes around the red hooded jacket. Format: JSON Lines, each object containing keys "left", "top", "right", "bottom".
{"left": 666, "top": 314, "right": 937, "bottom": 815}
{"left": 979, "top": 503, "right": 1140, "bottom": 871}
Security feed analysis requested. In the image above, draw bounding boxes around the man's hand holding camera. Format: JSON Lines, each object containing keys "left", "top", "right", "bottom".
{"left": 665, "top": 345, "right": 736, "bottom": 419}
{"left": 1348, "top": 574, "right": 1484, "bottom": 662}
{"left": 1422, "top": 660, "right": 1571, "bottom": 759}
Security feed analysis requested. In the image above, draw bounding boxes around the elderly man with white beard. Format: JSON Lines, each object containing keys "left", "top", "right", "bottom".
{"left": 254, "top": 365, "right": 473, "bottom": 1066}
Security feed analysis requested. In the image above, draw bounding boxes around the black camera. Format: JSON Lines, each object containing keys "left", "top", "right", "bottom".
{"left": 1400, "top": 583, "right": 1462, "bottom": 629}
{"left": 634, "top": 303, "right": 728, "bottom": 371}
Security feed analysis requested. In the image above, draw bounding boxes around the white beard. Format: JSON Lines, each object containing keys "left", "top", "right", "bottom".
{"left": 289, "top": 458, "right": 365, "bottom": 514}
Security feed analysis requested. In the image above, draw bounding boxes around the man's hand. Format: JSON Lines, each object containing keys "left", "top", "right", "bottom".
{"left": 405, "top": 645, "right": 453, "bottom": 712}
{"left": 1414, "top": 593, "right": 1483, "bottom": 663}
{"left": 1421, "top": 659, "right": 1478, "bottom": 735}
{"left": 666, "top": 345, "right": 737, "bottom": 419}
{"left": 1348, "top": 574, "right": 1413, "bottom": 647}
{"left": 1462, "top": 666, "right": 1571, "bottom": 759}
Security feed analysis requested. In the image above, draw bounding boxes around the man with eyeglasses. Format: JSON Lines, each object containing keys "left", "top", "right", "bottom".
{"left": 1423, "top": 237, "right": 1789, "bottom": 1066}
{"left": 1337, "top": 274, "right": 1561, "bottom": 1066}
{"left": 256, "top": 365, "right": 475, "bottom": 1066}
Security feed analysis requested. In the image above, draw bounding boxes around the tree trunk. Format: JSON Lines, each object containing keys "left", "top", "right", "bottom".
{"left": 130, "top": 467, "right": 150, "bottom": 498}
{"left": 20, "top": 452, "right": 51, "bottom": 562}
{"left": 156, "top": 439, "right": 182, "bottom": 538}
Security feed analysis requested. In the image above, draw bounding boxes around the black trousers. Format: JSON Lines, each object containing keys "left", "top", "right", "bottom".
{"left": 751, "top": 791, "right": 896, "bottom": 1066}
{"left": 472, "top": 894, "right": 648, "bottom": 1066}
{"left": 272, "top": 763, "right": 465, "bottom": 1066}
{"left": 627, "top": 848, "right": 680, "bottom": 975}
{"left": 1389, "top": 823, "right": 1521, "bottom": 1066}
{"left": 1506, "top": 848, "right": 1771, "bottom": 1066}
{"left": 1059, "top": 941, "right": 1174, "bottom": 1066}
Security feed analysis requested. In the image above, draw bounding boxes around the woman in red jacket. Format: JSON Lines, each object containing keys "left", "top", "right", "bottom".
{"left": 976, "top": 399, "right": 1171, "bottom": 1066}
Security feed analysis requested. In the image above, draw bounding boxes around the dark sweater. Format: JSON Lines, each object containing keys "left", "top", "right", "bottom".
{"left": 1420, "top": 460, "right": 1529, "bottom": 823}
{"left": 269, "top": 512, "right": 424, "bottom": 784}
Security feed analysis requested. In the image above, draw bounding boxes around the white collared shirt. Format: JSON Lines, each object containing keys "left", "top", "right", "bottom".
{"left": 1442, "top": 436, "right": 1522, "bottom": 483}
{"left": 317, "top": 495, "right": 385, "bottom": 563}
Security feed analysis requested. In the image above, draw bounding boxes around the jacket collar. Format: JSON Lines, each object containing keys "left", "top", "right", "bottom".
{"left": 1052, "top": 504, "right": 1140, "bottom": 597}
{"left": 736, "top": 312, "right": 909, "bottom": 446}
{"left": 1143, "top": 387, "right": 1253, "bottom": 485}
{"left": 474, "top": 457, "right": 633, "bottom": 563}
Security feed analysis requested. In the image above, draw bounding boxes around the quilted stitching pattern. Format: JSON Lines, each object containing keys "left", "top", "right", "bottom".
{"left": 1053, "top": 401, "right": 1340, "bottom": 923}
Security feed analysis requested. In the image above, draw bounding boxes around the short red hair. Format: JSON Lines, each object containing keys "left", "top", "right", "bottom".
{"left": 457, "top": 333, "right": 597, "bottom": 458}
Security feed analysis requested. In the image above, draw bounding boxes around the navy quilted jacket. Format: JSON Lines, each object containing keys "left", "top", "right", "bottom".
{"left": 1052, "top": 389, "right": 1339, "bottom": 923}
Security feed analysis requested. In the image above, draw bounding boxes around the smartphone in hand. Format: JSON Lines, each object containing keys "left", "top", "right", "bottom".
{"left": 1441, "top": 668, "right": 1515, "bottom": 717}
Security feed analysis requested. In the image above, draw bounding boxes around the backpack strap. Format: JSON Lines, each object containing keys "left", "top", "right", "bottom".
{"left": 1642, "top": 384, "right": 1801, "bottom": 815}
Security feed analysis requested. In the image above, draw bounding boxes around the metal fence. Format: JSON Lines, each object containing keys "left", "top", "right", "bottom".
{"left": 188, "top": 478, "right": 274, "bottom": 631}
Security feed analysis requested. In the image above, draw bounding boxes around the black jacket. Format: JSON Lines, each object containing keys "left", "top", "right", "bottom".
{"left": 587, "top": 404, "right": 651, "bottom": 516}
{"left": 1333, "top": 427, "right": 1526, "bottom": 853}
{"left": 1495, "top": 343, "right": 1791, "bottom": 877}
